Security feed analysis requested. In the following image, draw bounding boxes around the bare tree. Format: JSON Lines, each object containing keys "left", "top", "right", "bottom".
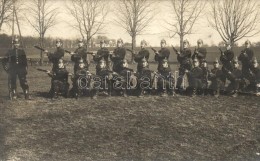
{"left": 67, "top": 0, "right": 109, "bottom": 50}
{"left": 26, "top": 0, "right": 58, "bottom": 65}
{"left": 115, "top": 0, "right": 155, "bottom": 62}
{"left": 0, "top": 0, "right": 13, "bottom": 32}
{"left": 209, "top": 0, "right": 260, "bottom": 46}
{"left": 167, "top": 0, "right": 205, "bottom": 50}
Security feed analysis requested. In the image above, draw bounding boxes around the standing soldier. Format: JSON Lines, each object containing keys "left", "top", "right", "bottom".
{"left": 93, "top": 40, "right": 110, "bottom": 74}
{"left": 208, "top": 59, "right": 225, "bottom": 97}
{"left": 247, "top": 58, "right": 260, "bottom": 95}
{"left": 192, "top": 39, "right": 207, "bottom": 65}
{"left": 176, "top": 40, "right": 192, "bottom": 92}
{"left": 110, "top": 39, "right": 126, "bottom": 73}
{"left": 2, "top": 37, "right": 30, "bottom": 100}
{"left": 238, "top": 40, "right": 254, "bottom": 80}
{"left": 134, "top": 40, "right": 150, "bottom": 73}
{"left": 154, "top": 39, "right": 170, "bottom": 73}
{"left": 71, "top": 39, "right": 88, "bottom": 74}
{"left": 156, "top": 58, "right": 175, "bottom": 97}
{"left": 44, "top": 39, "right": 65, "bottom": 72}
{"left": 187, "top": 58, "right": 203, "bottom": 97}
{"left": 220, "top": 42, "right": 234, "bottom": 85}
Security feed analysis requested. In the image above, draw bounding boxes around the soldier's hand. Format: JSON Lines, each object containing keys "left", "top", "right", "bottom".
{"left": 44, "top": 50, "right": 48, "bottom": 53}
{"left": 70, "top": 52, "right": 75, "bottom": 55}
{"left": 185, "top": 69, "right": 189, "bottom": 73}
{"left": 46, "top": 70, "right": 51, "bottom": 74}
{"left": 177, "top": 51, "right": 180, "bottom": 55}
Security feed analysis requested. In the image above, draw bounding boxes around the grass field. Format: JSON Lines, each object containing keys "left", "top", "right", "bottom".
{"left": 0, "top": 63, "right": 259, "bottom": 161}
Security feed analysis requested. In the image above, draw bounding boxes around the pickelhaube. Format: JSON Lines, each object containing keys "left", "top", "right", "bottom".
{"left": 161, "top": 39, "right": 166, "bottom": 44}
{"left": 197, "top": 39, "right": 203, "bottom": 44}
{"left": 117, "top": 38, "right": 123, "bottom": 44}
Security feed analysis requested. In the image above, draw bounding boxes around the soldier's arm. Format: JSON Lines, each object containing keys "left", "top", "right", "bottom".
{"left": 197, "top": 48, "right": 207, "bottom": 59}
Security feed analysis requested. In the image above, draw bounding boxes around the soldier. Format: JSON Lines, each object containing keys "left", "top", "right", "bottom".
{"left": 92, "top": 59, "right": 114, "bottom": 99}
{"left": 93, "top": 40, "right": 110, "bottom": 74}
{"left": 45, "top": 39, "right": 65, "bottom": 72}
{"left": 113, "top": 59, "right": 134, "bottom": 97}
{"left": 136, "top": 57, "right": 152, "bottom": 97}
{"left": 192, "top": 39, "right": 207, "bottom": 65}
{"left": 187, "top": 58, "right": 203, "bottom": 97}
{"left": 154, "top": 39, "right": 170, "bottom": 73}
{"left": 46, "top": 59, "right": 70, "bottom": 99}
{"left": 110, "top": 39, "right": 126, "bottom": 73}
{"left": 134, "top": 40, "right": 150, "bottom": 73}
{"left": 2, "top": 37, "right": 30, "bottom": 100}
{"left": 71, "top": 58, "right": 92, "bottom": 99}
{"left": 246, "top": 58, "right": 260, "bottom": 94}
{"left": 208, "top": 59, "right": 225, "bottom": 97}
{"left": 176, "top": 40, "right": 192, "bottom": 92}
{"left": 71, "top": 39, "right": 88, "bottom": 74}
{"left": 201, "top": 60, "right": 210, "bottom": 95}
{"left": 238, "top": 40, "right": 254, "bottom": 80}
{"left": 156, "top": 58, "right": 175, "bottom": 97}
{"left": 225, "top": 57, "right": 242, "bottom": 97}
{"left": 220, "top": 42, "right": 234, "bottom": 85}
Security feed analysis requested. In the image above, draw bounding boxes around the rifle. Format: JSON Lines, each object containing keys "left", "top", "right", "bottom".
{"left": 37, "top": 68, "right": 50, "bottom": 73}
{"left": 171, "top": 45, "right": 179, "bottom": 54}
{"left": 218, "top": 47, "right": 224, "bottom": 55}
{"left": 150, "top": 46, "right": 157, "bottom": 53}
{"left": 126, "top": 48, "right": 136, "bottom": 55}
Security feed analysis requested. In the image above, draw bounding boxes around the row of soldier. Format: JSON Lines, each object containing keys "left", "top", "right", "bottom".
{"left": 2, "top": 37, "right": 260, "bottom": 100}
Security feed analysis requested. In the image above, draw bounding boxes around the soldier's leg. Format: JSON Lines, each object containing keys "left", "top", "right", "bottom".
{"left": 9, "top": 71, "right": 17, "bottom": 99}
{"left": 17, "top": 69, "right": 30, "bottom": 99}
{"left": 176, "top": 66, "right": 185, "bottom": 91}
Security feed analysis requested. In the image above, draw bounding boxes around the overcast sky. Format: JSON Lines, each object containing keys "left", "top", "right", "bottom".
{"left": 1, "top": 0, "right": 260, "bottom": 47}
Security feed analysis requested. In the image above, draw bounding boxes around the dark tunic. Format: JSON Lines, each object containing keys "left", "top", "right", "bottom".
{"left": 134, "top": 48, "right": 150, "bottom": 73}
{"left": 71, "top": 46, "right": 88, "bottom": 72}
{"left": 110, "top": 47, "right": 126, "bottom": 73}
{"left": 192, "top": 47, "right": 207, "bottom": 63}
{"left": 155, "top": 48, "right": 170, "bottom": 72}
{"left": 48, "top": 47, "right": 65, "bottom": 71}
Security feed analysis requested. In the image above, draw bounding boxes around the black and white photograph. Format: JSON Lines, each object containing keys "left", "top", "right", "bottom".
{"left": 0, "top": 0, "right": 259, "bottom": 160}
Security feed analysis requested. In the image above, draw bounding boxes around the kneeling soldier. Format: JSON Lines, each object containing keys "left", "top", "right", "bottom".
{"left": 201, "top": 60, "right": 210, "bottom": 95}
{"left": 187, "top": 58, "right": 203, "bottom": 97}
{"left": 92, "top": 59, "right": 114, "bottom": 99}
{"left": 136, "top": 57, "right": 152, "bottom": 97}
{"left": 71, "top": 58, "right": 92, "bottom": 99}
{"left": 208, "top": 59, "right": 225, "bottom": 97}
{"left": 47, "top": 59, "right": 70, "bottom": 99}
{"left": 156, "top": 58, "right": 175, "bottom": 97}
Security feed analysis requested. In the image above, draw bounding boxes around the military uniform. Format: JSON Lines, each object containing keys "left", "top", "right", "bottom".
{"left": 192, "top": 47, "right": 207, "bottom": 64}
{"left": 154, "top": 47, "right": 170, "bottom": 72}
{"left": 187, "top": 59, "right": 203, "bottom": 96}
{"left": 176, "top": 47, "right": 192, "bottom": 90}
{"left": 238, "top": 48, "right": 254, "bottom": 79}
{"left": 71, "top": 46, "right": 88, "bottom": 73}
{"left": 201, "top": 63, "right": 210, "bottom": 95}
{"left": 247, "top": 59, "right": 260, "bottom": 93}
{"left": 93, "top": 47, "right": 110, "bottom": 74}
{"left": 48, "top": 64, "right": 70, "bottom": 98}
{"left": 71, "top": 67, "right": 91, "bottom": 98}
{"left": 2, "top": 39, "right": 29, "bottom": 99}
{"left": 134, "top": 48, "right": 150, "bottom": 73}
{"left": 110, "top": 47, "right": 126, "bottom": 73}
{"left": 48, "top": 47, "right": 65, "bottom": 72}
{"left": 220, "top": 48, "right": 234, "bottom": 83}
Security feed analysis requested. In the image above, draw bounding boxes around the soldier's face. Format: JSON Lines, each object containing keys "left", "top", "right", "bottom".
{"left": 162, "top": 62, "right": 168, "bottom": 68}
{"left": 122, "top": 61, "right": 128, "bottom": 68}
{"left": 56, "top": 42, "right": 62, "bottom": 48}
{"left": 245, "top": 43, "right": 250, "bottom": 48}
{"left": 100, "top": 61, "right": 106, "bottom": 69}
{"left": 161, "top": 42, "right": 166, "bottom": 48}
{"left": 234, "top": 62, "right": 239, "bottom": 68}
{"left": 197, "top": 42, "right": 202, "bottom": 48}
{"left": 202, "top": 62, "right": 207, "bottom": 68}
{"left": 193, "top": 61, "right": 199, "bottom": 67}
{"left": 79, "top": 63, "right": 85, "bottom": 69}
{"left": 117, "top": 42, "right": 123, "bottom": 47}
{"left": 253, "top": 62, "right": 258, "bottom": 68}
{"left": 214, "top": 63, "right": 219, "bottom": 68}
{"left": 100, "top": 43, "right": 105, "bottom": 48}
{"left": 184, "top": 43, "right": 188, "bottom": 48}
{"left": 78, "top": 42, "right": 84, "bottom": 47}
{"left": 142, "top": 61, "right": 148, "bottom": 67}
{"left": 58, "top": 62, "right": 64, "bottom": 68}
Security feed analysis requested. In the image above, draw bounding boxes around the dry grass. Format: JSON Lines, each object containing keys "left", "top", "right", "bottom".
{"left": 0, "top": 63, "right": 259, "bottom": 161}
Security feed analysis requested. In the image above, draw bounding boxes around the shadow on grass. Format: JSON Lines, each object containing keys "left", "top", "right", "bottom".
{"left": 0, "top": 124, "right": 6, "bottom": 161}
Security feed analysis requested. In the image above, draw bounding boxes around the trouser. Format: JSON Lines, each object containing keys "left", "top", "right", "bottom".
{"left": 176, "top": 63, "right": 192, "bottom": 89}
{"left": 92, "top": 77, "right": 111, "bottom": 95}
{"left": 157, "top": 77, "right": 175, "bottom": 94}
{"left": 51, "top": 80, "right": 69, "bottom": 96}
{"left": 9, "top": 67, "right": 29, "bottom": 91}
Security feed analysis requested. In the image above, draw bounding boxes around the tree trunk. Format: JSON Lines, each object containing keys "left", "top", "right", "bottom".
{"left": 40, "top": 35, "right": 44, "bottom": 66}
{"left": 180, "top": 34, "right": 184, "bottom": 51}
{"left": 131, "top": 34, "right": 136, "bottom": 64}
